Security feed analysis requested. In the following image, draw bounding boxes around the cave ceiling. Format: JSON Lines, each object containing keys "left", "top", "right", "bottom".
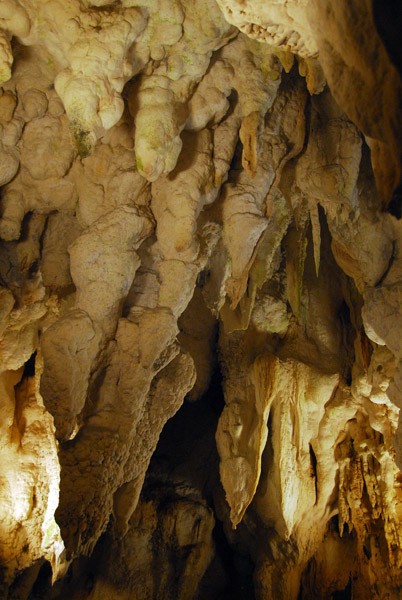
{"left": 1, "top": 1, "right": 402, "bottom": 599}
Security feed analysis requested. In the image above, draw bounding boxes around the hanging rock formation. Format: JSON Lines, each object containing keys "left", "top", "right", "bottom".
{"left": 1, "top": 1, "right": 402, "bottom": 599}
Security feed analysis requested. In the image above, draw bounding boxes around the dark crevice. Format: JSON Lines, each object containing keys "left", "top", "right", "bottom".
{"left": 330, "top": 514, "right": 340, "bottom": 535}
{"left": 146, "top": 360, "right": 224, "bottom": 500}
{"left": 372, "top": 0, "right": 402, "bottom": 77}
{"left": 331, "top": 576, "right": 352, "bottom": 600}
{"left": 27, "top": 560, "right": 52, "bottom": 599}
{"left": 337, "top": 300, "right": 355, "bottom": 385}
{"left": 208, "top": 518, "right": 255, "bottom": 600}
{"left": 387, "top": 184, "right": 402, "bottom": 219}
{"left": 145, "top": 357, "right": 257, "bottom": 600}
{"left": 372, "top": 0, "right": 402, "bottom": 218}
{"left": 363, "top": 543, "right": 371, "bottom": 560}
{"left": 309, "top": 443, "right": 318, "bottom": 502}
{"left": 22, "top": 351, "right": 37, "bottom": 379}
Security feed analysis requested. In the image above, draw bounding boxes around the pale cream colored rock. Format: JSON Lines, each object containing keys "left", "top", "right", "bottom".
{"left": 327, "top": 164, "right": 394, "bottom": 292}
{"left": 253, "top": 363, "right": 338, "bottom": 537}
{"left": 295, "top": 90, "right": 362, "bottom": 216}
{"left": 291, "top": 89, "right": 389, "bottom": 294}
{"left": 217, "top": 350, "right": 339, "bottom": 530}
{"left": 132, "top": 0, "right": 235, "bottom": 180}
{"left": 0, "top": 293, "right": 46, "bottom": 373}
{"left": 250, "top": 293, "right": 289, "bottom": 334}
{"left": 1, "top": 0, "right": 148, "bottom": 150}
{"left": 0, "top": 2, "right": 402, "bottom": 598}
{"left": 336, "top": 413, "right": 402, "bottom": 571}
{"left": 186, "top": 32, "right": 282, "bottom": 144}
{"left": 217, "top": 352, "right": 276, "bottom": 528}
{"left": 0, "top": 0, "right": 30, "bottom": 40}
{"left": 157, "top": 221, "right": 221, "bottom": 318}
{"left": 41, "top": 213, "right": 83, "bottom": 288}
{"left": 72, "top": 131, "right": 150, "bottom": 228}
{"left": 222, "top": 172, "right": 269, "bottom": 309}
{"left": 40, "top": 309, "right": 102, "bottom": 441}
{"left": 0, "top": 143, "right": 19, "bottom": 187}
{"left": 69, "top": 205, "right": 153, "bottom": 324}
{"left": 152, "top": 130, "right": 216, "bottom": 262}
{"left": 186, "top": 58, "right": 234, "bottom": 132}
{"left": 124, "top": 236, "right": 161, "bottom": 311}
{"left": 47, "top": 93, "right": 65, "bottom": 118}
{"left": 284, "top": 232, "right": 348, "bottom": 371}
{"left": 0, "top": 168, "right": 78, "bottom": 241}
{"left": 20, "top": 114, "right": 74, "bottom": 181}
{"left": 54, "top": 308, "right": 195, "bottom": 556}
{"left": 40, "top": 205, "right": 153, "bottom": 442}
{"left": 6, "top": 212, "right": 46, "bottom": 274}
{"left": 297, "top": 56, "right": 326, "bottom": 95}
{"left": 236, "top": 191, "right": 292, "bottom": 333}
{"left": 216, "top": 0, "right": 318, "bottom": 57}
{"left": 215, "top": 34, "right": 283, "bottom": 179}
{"left": 0, "top": 31, "right": 13, "bottom": 84}
{"left": 0, "top": 365, "right": 64, "bottom": 595}
{"left": 217, "top": 0, "right": 402, "bottom": 206}
{"left": 44, "top": 1, "right": 146, "bottom": 151}
{"left": 21, "top": 87, "right": 48, "bottom": 120}
{"left": 0, "top": 90, "right": 16, "bottom": 122}
{"left": 222, "top": 75, "right": 306, "bottom": 310}
{"left": 199, "top": 236, "right": 231, "bottom": 317}
{"left": 0, "top": 288, "right": 14, "bottom": 338}
{"left": 363, "top": 284, "right": 402, "bottom": 356}
{"left": 158, "top": 259, "right": 199, "bottom": 318}
{"left": 151, "top": 129, "right": 222, "bottom": 320}
{"left": 213, "top": 106, "right": 242, "bottom": 188}
{"left": 1, "top": 115, "right": 24, "bottom": 146}
{"left": 306, "top": 0, "right": 402, "bottom": 208}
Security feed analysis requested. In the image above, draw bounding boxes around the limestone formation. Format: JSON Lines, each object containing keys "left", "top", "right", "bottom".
{"left": 1, "top": 1, "right": 402, "bottom": 599}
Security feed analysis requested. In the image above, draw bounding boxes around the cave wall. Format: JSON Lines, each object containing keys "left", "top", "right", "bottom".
{"left": 1, "top": 1, "right": 402, "bottom": 598}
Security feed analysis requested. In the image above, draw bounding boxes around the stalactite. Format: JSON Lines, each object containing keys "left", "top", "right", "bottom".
{"left": 1, "top": 1, "right": 402, "bottom": 598}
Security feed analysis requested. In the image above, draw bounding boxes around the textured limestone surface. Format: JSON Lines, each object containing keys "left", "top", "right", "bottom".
{"left": 1, "top": 0, "right": 402, "bottom": 599}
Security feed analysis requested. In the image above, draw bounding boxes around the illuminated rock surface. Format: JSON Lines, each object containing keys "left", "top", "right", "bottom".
{"left": 1, "top": 1, "right": 402, "bottom": 598}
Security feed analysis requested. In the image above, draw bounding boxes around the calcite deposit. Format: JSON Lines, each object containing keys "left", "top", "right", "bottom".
{"left": 1, "top": 0, "right": 402, "bottom": 599}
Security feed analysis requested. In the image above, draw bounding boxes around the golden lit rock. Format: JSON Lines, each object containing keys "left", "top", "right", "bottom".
{"left": 1, "top": 0, "right": 402, "bottom": 598}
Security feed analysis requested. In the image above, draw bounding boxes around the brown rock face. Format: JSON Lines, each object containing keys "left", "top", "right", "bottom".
{"left": 1, "top": 1, "right": 402, "bottom": 599}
